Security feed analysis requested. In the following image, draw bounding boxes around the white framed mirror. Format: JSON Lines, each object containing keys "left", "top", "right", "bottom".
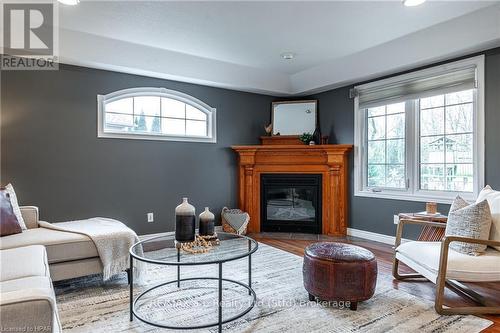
{"left": 272, "top": 100, "right": 317, "bottom": 135}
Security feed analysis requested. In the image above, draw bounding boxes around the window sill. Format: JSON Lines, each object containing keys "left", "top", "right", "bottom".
{"left": 354, "top": 190, "right": 475, "bottom": 204}
{"left": 97, "top": 131, "right": 216, "bottom": 143}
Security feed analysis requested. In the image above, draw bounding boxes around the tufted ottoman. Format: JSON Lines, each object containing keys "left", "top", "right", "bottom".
{"left": 303, "top": 242, "right": 377, "bottom": 310}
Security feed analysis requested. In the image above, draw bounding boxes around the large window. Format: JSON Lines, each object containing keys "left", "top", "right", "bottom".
{"left": 354, "top": 56, "right": 484, "bottom": 203}
{"left": 419, "top": 90, "right": 474, "bottom": 193}
{"left": 366, "top": 102, "right": 406, "bottom": 189}
{"left": 97, "top": 88, "right": 216, "bottom": 143}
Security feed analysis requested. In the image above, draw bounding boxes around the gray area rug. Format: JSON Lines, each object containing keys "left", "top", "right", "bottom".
{"left": 55, "top": 243, "right": 492, "bottom": 332}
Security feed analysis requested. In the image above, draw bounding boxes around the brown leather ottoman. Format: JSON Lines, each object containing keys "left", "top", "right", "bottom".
{"left": 303, "top": 242, "right": 377, "bottom": 310}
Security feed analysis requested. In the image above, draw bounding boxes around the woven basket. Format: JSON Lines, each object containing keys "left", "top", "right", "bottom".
{"left": 221, "top": 207, "right": 250, "bottom": 235}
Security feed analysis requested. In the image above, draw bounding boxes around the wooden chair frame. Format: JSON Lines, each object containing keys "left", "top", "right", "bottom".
{"left": 393, "top": 218, "right": 500, "bottom": 315}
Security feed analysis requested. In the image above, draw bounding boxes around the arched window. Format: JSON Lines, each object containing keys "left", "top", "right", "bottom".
{"left": 97, "top": 87, "right": 216, "bottom": 143}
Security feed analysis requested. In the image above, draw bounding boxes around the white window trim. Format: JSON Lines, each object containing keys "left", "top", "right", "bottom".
{"left": 97, "top": 87, "right": 217, "bottom": 143}
{"left": 354, "top": 55, "right": 485, "bottom": 204}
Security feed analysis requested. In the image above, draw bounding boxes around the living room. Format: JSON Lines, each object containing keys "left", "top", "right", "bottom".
{"left": 1, "top": 0, "right": 499, "bottom": 332}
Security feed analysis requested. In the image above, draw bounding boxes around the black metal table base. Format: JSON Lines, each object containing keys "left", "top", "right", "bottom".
{"left": 129, "top": 255, "right": 255, "bottom": 332}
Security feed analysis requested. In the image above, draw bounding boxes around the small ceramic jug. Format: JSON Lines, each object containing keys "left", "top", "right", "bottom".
{"left": 199, "top": 207, "right": 215, "bottom": 236}
{"left": 175, "top": 197, "right": 196, "bottom": 242}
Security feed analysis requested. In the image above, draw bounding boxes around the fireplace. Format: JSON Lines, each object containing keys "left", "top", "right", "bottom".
{"left": 232, "top": 144, "right": 352, "bottom": 235}
{"left": 261, "top": 174, "right": 322, "bottom": 233}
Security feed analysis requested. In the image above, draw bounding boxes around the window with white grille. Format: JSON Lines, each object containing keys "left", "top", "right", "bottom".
{"left": 353, "top": 56, "right": 484, "bottom": 203}
{"left": 98, "top": 88, "right": 216, "bottom": 143}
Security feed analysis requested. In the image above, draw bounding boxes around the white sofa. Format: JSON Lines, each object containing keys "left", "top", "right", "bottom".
{"left": 0, "top": 245, "right": 61, "bottom": 333}
{"left": 0, "top": 206, "right": 107, "bottom": 333}
{"left": 0, "top": 206, "right": 103, "bottom": 281}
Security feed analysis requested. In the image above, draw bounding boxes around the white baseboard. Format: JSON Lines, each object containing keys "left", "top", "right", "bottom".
{"left": 347, "top": 227, "right": 409, "bottom": 245}
{"left": 139, "top": 227, "right": 407, "bottom": 246}
{"left": 138, "top": 231, "right": 173, "bottom": 241}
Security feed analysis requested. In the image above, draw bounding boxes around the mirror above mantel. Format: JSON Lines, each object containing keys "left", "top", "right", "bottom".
{"left": 272, "top": 100, "right": 317, "bottom": 135}
{"left": 264, "top": 99, "right": 326, "bottom": 145}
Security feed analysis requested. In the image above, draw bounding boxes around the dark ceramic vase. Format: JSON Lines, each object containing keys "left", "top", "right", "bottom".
{"left": 199, "top": 207, "right": 215, "bottom": 236}
{"left": 175, "top": 197, "right": 195, "bottom": 242}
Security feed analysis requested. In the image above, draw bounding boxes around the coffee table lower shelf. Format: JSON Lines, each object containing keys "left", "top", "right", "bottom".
{"left": 129, "top": 257, "right": 256, "bottom": 332}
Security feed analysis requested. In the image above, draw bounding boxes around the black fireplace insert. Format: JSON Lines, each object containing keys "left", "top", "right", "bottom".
{"left": 261, "top": 174, "right": 322, "bottom": 234}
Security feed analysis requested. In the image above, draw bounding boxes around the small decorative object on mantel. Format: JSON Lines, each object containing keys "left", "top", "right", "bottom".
{"left": 313, "top": 126, "right": 322, "bottom": 145}
{"left": 299, "top": 132, "right": 314, "bottom": 145}
{"left": 175, "top": 197, "right": 196, "bottom": 243}
{"left": 221, "top": 207, "right": 250, "bottom": 235}
{"left": 199, "top": 207, "right": 215, "bottom": 236}
{"left": 176, "top": 233, "right": 220, "bottom": 254}
{"left": 264, "top": 123, "right": 273, "bottom": 136}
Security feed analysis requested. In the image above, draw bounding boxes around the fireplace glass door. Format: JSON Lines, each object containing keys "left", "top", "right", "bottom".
{"left": 261, "top": 174, "right": 322, "bottom": 233}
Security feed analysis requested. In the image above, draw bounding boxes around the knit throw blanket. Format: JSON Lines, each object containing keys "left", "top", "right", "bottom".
{"left": 39, "top": 218, "right": 143, "bottom": 281}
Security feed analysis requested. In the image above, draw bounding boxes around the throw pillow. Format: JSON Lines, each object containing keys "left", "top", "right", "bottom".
{"left": 445, "top": 196, "right": 492, "bottom": 255}
{"left": 476, "top": 185, "right": 500, "bottom": 251}
{"left": 0, "top": 189, "right": 22, "bottom": 236}
{"left": 4, "top": 183, "right": 27, "bottom": 230}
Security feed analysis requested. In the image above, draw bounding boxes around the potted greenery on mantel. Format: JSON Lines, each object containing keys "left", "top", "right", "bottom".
{"left": 299, "top": 133, "right": 314, "bottom": 145}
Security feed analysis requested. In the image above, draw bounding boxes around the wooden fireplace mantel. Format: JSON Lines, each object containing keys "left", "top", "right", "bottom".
{"left": 231, "top": 144, "right": 353, "bottom": 236}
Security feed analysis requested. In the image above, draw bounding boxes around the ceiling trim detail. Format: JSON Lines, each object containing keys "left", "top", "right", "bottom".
{"left": 57, "top": 5, "right": 499, "bottom": 97}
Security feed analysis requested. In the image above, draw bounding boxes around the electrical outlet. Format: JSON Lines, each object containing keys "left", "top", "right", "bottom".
{"left": 393, "top": 215, "right": 400, "bottom": 225}
{"left": 147, "top": 212, "right": 154, "bottom": 223}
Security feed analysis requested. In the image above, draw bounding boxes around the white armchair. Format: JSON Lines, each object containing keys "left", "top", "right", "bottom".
{"left": 393, "top": 218, "right": 500, "bottom": 315}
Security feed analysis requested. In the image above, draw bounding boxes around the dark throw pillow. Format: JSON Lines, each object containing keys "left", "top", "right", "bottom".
{"left": 0, "top": 188, "right": 22, "bottom": 236}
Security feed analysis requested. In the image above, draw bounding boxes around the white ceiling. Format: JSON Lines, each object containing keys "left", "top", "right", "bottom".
{"left": 57, "top": 1, "right": 500, "bottom": 95}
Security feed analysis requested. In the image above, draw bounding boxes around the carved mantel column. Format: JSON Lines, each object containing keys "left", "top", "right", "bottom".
{"left": 325, "top": 151, "right": 350, "bottom": 236}
{"left": 243, "top": 165, "right": 254, "bottom": 216}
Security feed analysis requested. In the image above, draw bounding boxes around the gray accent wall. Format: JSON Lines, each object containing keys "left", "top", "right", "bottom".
{"left": 2, "top": 47, "right": 499, "bottom": 238}
{"left": 1, "top": 65, "right": 274, "bottom": 235}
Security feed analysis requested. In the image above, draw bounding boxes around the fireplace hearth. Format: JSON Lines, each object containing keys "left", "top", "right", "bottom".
{"left": 261, "top": 174, "right": 322, "bottom": 233}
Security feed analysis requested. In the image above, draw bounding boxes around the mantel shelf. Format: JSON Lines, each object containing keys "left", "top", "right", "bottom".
{"left": 232, "top": 144, "right": 353, "bottom": 151}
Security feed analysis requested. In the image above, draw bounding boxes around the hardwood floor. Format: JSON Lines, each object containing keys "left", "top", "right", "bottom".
{"left": 248, "top": 232, "right": 500, "bottom": 333}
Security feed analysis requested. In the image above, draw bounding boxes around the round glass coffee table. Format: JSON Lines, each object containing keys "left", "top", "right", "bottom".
{"left": 129, "top": 232, "right": 258, "bottom": 332}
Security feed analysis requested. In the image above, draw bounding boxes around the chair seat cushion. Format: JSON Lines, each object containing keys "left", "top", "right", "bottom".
{"left": 0, "top": 227, "right": 98, "bottom": 264}
{"left": 396, "top": 241, "right": 500, "bottom": 282}
{"left": 0, "top": 245, "right": 49, "bottom": 281}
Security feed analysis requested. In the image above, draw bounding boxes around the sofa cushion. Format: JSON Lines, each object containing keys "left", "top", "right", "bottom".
{"left": 476, "top": 185, "right": 500, "bottom": 251}
{"left": 0, "top": 189, "right": 22, "bottom": 236}
{"left": 0, "top": 275, "right": 53, "bottom": 293}
{"left": 0, "top": 276, "right": 60, "bottom": 333}
{"left": 0, "top": 228, "right": 98, "bottom": 264}
{"left": 4, "top": 184, "right": 27, "bottom": 230}
{"left": 396, "top": 241, "right": 500, "bottom": 282}
{"left": 0, "top": 245, "right": 49, "bottom": 281}
{"left": 445, "top": 196, "right": 492, "bottom": 255}
{"left": 50, "top": 257, "right": 103, "bottom": 282}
